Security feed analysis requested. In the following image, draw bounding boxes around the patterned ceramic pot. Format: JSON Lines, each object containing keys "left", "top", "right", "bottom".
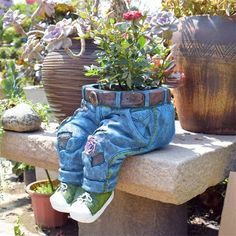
{"left": 172, "top": 16, "right": 236, "bottom": 134}
{"left": 42, "top": 39, "right": 97, "bottom": 122}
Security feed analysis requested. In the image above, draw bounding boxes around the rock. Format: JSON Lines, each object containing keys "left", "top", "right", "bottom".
{"left": 2, "top": 103, "right": 41, "bottom": 132}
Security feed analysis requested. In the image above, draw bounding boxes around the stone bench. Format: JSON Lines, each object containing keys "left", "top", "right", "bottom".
{"left": 1, "top": 121, "right": 236, "bottom": 236}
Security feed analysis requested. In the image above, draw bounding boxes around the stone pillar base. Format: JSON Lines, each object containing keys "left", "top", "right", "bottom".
{"left": 78, "top": 190, "right": 187, "bottom": 236}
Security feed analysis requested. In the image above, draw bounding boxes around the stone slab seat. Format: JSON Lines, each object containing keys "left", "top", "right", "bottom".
{"left": 1, "top": 121, "right": 236, "bottom": 236}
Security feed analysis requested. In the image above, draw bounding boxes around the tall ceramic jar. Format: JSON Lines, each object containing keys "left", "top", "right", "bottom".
{"left": 42, "top": 39, "right": 97, "bottom": 122}
{"left": 172, "top": 16, "right": 236, "bottom": 134}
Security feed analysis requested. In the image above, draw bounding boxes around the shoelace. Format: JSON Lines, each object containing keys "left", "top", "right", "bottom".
{"left": 77, "top": 192, "right": 93, "bottom": 204}
{"left": 57, "top": 183, "right": 68, "bottom": 192}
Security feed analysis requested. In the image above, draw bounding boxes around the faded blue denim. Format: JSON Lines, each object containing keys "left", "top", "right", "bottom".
{"left": 56, "top": 85, "right": 175, "bottom": 193}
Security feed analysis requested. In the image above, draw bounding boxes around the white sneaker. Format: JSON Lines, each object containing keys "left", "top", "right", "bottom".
{"left": 69, "top": 191, "right": 114, "bottom": 223}
{"left": 50, "top": 183, "right": 78, "bottom": 213}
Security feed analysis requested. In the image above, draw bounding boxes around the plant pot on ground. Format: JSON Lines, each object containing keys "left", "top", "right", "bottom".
{"left": 26, "top": 178, "right": 68, "bottom": 228}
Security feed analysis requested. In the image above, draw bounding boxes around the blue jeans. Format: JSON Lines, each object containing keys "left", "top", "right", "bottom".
{"left": 56, "top": 85, "right": 175, "bottom": 193}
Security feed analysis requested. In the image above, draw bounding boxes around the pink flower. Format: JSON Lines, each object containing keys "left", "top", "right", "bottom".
{"left": 123, "top": 11, "right": 142, "bottom": 21}
{"left": 84, "top": 136, "right": 97, "bottom": 156}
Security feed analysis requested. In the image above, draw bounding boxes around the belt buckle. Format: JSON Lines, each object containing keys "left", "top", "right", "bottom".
{"left": 88, "top": 91, "right": 98, "bottom": 105}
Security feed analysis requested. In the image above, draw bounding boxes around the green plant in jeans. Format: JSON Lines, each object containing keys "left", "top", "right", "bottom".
{"left": 85, "top": 10, "right": 180, "bottom": 90}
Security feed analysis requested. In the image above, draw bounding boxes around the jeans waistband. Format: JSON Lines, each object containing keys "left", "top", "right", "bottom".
{"left": 82, "top": 84, "right": 171, "bottom": 108}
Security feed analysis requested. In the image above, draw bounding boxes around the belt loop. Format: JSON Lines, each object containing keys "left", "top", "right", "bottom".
{"left": 115, "top": 92, "right": 121, "bottom": 108}
{"left": 164, "top": 88, "right": 168, "bottom": 104}
{"left": 144, "top": 92, "right": 150, "bottom": 107}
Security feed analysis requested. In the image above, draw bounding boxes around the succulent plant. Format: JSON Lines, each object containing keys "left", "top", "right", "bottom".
{"left": 0, "top": 0, "right": 12, "bottom": 16}
{"left": 43, "top": 18, "right": 74, "bottom": 51}
{"left": 22, "top": 35, "right": 45, "bottom": 61}
{"left": 146, "top": 11, "right": 178, "bottom": 36}
{"left": 3, "top": 9, "right": 25, "bottom": 28}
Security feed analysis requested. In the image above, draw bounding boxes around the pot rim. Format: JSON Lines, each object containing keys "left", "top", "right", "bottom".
{"left": 83, "top": 83, "right": 169, "bottom": 93}
{"left": 25, "top": 179, "right": 59, "bottom": 197}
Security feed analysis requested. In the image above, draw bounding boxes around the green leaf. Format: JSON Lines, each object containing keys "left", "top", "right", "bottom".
{"left": 109, "top": 18, "right": 115, "bottom": 24}
{"left": 126, "top": 72, "right": 132, "bottom": 89}
{"left": 137, "top": 36, "right": 146, "bottom": 48}
{"left": 121, "top": 40, "right": 130, "bottom": 50}
{"left": 79, "top": 12, "right": 88, "bottom": 19}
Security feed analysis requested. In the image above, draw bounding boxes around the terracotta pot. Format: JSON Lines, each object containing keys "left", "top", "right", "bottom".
{"left": 172, "top": 16, "right": 236, "bottom": 134}
{"left": 42, "top": 39, "right": 98, "bottom": 122}
{"left": 26, "top": 179, "right": 68, "bottom": 228}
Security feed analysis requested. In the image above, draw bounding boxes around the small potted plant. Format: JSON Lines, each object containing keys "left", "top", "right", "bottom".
{"left": 162, "top": 0, "right": 236, "bottom": 134}
{"left": 49, "top": 9, "right": 184, "bottom": 224}
{"left": 26, "top": 169, "right": 68, "bottom": 228}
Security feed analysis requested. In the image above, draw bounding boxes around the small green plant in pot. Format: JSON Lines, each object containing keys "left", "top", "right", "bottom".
{"left": 49, "top": 9, "right": 184, "bottom": 224}
{"left": 26, "top": 170, "right": 68, "bottom": 228}
{"left": 161, "top": 0, "right": 236, "bottom": 134}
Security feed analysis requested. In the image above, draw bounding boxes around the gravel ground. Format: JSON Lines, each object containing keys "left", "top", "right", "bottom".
{"left": 0, "top": 157, "right": 221, "bottom": 236}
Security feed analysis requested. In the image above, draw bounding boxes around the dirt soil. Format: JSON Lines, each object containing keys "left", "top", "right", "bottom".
{"left": 0, "top": 158, "right": 224, "bottom": 236}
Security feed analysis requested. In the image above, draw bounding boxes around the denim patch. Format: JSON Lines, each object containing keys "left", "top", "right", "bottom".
{"left": 57, "top": 132, "right": 72, "bottom": 150}
{"left": 91, "top": 153, "right": 105, "bottom": 167}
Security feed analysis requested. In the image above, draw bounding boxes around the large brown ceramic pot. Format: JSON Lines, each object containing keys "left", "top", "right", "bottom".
{"left": 42, "top": 39, "right": 97, "bottom": 122}
{"left": 172, "top": 16, "right": 236, "bottom": 134}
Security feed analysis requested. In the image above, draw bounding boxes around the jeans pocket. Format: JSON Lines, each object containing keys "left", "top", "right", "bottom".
{"left": 127, "top": 108, "right": 152, "bottom": 144}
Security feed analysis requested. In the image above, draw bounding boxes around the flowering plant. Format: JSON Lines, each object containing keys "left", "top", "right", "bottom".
{"left": 86, "top": 10, "right": 183, "bottom": 90}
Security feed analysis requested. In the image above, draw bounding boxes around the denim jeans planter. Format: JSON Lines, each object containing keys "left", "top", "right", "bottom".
{"left": 56, "top": 84, "right": 175, "bottom": 193}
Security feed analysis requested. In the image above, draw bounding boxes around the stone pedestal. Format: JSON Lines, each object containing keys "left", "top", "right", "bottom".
{"left": 78, "top": 190, "right": 187, "bottom": 236}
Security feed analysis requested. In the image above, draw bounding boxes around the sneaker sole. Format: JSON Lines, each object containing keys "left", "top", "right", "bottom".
{"left": 70, "top": 191, "right": 114, "bottom": 223}
{"left": 50, "top": 198, "right": 71, "bottom": 213}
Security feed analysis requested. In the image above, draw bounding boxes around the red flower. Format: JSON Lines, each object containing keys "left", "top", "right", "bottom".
{"left": 123, "top": 11, "right": 142, "bottom": 21}
{"left": 25, "top": 0, "right": 37, "bottom": 4}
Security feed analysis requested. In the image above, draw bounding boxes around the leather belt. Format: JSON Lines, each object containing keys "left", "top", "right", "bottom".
{"left": 83, "top": 85, "right": 171, "bottom": 108}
